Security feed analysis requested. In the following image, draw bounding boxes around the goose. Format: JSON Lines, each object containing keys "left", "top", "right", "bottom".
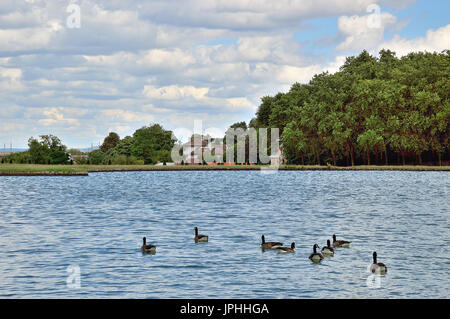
{"left": 194, "top": 227, "right": 209, "bottom": 243}
{"left": 277, "top": 242, "right": 295, "bottom": 253}
{"left": 141, "top": 237, "right": 156, "bottom": 253}
{"left": 321, "top": 240, "right": 335, "bottom": 256}
{"left": 260, "top": 235, "right": 283, "bottom": 249}
{"left": 332, "top": 234, "right": 351, "bottom": 248}
{"left": 370, "top": 252, "right": 387, "bottom": 274}
{"left": 309, "top": 244, "right": 324, "bottom": 263}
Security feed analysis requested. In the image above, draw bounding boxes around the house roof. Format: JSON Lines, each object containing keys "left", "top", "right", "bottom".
{"left": 183, "top": 139, "right": 209, "bottom": 147}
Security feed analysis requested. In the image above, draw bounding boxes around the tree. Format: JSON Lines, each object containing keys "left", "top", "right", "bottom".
{"left": 229, "top": 121, "right": 248, "bottom": 130}
{"left": 88, "top": 150, "right": 104, "bottom": 165}
{"left": 255, "top": 96, "right": 275, "bottom": 128}
{"left": 28, "top": 135, "right": 67, "bottom": 164}
{"left": 100, "top": 132, "right": 120, "bottom": 153}
{"left": 67, "top": 148, "right": 84, "bottom": 155}
{"left": 131, "top": 124, "right": 175, "bottom": 160}
{"left": 28, "top": 137, "right": 48, "bottom": 164}
{"left": 48, "top": 150, "right": 69, "bottom": 164}
{"left": 250, "top": 49, "right": 449, "bottom": 166}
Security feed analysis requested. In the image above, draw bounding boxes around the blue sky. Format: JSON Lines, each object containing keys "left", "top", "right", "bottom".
{"left": 0, "top": 0, "right": 448, "bottom": 148}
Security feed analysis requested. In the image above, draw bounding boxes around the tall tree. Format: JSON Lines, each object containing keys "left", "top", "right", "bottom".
{"left": 100, "top": 132, "right": 120, "bottom": 153}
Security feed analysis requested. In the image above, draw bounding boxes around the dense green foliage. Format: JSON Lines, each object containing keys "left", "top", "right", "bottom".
{"left": 2, "top": 135, "right": 69, "bottom": 164}
{"left": 2, "top": 124, "right": 176, "bottom": 165}
{"left": 90, "top": 124, "right": 176, "bottom": 165}
{"left": 252, "top": 50, "right": 449, "bottom": 165}
{"left": 100, "top": 132, "right": 120, "bottom": 153}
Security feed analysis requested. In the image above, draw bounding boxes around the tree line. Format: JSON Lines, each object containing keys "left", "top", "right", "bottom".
{"left": 249, "top": 49, "right": 449, "bottom": 166}
{"left": 1, "top": 135, "right": 70, "bottom": 164}
{"left": 1, "top": 124, "right": 175, "bottom": 165}
{"left": 1, "top": 49, "right": 448, "bottom": 166}
{"left": 88, "top": 124, "right": 174, "bottom": 165}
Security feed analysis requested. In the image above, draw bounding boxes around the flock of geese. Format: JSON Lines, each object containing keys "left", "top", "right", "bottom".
{"left": 141, "top": 228, "right": 388, "bottom": 274}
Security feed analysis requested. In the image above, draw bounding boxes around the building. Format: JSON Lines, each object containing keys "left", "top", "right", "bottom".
{"left": 68, "top": 154, "right": 89, "bottom": 163}
{"left": 183, "top": 139, "right": 208, "bottom": 164}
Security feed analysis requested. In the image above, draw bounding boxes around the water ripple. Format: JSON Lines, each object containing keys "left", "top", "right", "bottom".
{"left": 0, "top": 170, "right": 448, "bottom": 298}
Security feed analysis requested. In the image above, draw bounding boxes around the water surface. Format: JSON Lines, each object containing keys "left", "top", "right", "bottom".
{"left": 0, "top": 170, "right": 448, "bottom": 298}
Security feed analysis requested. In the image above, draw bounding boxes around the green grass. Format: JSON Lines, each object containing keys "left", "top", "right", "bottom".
{"left": 0, "top": 163, "right": 449, "bottom": 176}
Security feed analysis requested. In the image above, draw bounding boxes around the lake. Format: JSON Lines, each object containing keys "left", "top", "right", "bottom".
{"left": 0, "top": 170, "right": 448, "bottom": 298}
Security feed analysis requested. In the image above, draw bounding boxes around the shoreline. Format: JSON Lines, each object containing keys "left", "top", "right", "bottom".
{"left": 0, "top": 164, "right": 449, "bottom": 176}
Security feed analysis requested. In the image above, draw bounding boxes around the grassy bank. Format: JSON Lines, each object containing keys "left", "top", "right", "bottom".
{"left": 0, "top": 163, "right": 449, "bottom": 176}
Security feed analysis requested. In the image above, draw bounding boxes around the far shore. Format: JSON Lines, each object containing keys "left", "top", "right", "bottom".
{"left": 0, "top": 164, "right": 449, "bottom": 176}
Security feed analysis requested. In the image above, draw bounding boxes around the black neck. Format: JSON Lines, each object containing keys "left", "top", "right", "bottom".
{"left": 195, "top": 228, "right": 198, "bottom": 236}
{"left": 261, "top": 236, "right": 265, "bottom": 244}
{"left": 313, "top": 245, "right": 317, "bottom": 253}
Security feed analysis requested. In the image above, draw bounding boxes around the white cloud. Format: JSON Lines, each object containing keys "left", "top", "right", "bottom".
{"left": 142, "top": 84, "right": 256, "bottom": 113}
{"left": 0, "top": 67, "right": 24, "bottom": 91}
{"left": 142, "top": 85, "right": 209, "bottom": 100}
{"left": 0, "top": 0, "right": 443, "bottom": 147}
{"left": 38, "top": 107, "right": 80, "bottom": 127}
{"left": 378, "top": 24, "right": 450, "bottom": 56}
{"left": 336, "top": 12, "right": 398, "bottom": 52}
{"left": 102, "top": 109, "right": 155, "bottom": 123}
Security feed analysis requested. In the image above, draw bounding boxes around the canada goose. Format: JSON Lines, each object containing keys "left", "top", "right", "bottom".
{"left": 321, "top": 240, "right": 335, "bottom": 256}
{"left": 194, "top": 227, "right": 208, "bottom": 243}
{"left": 277, "top": 242, "right": 295, "bottom": 253}
{"left": 141, "top": 237, "right": 156, "bottom": 253}
{"left": 332, "top": 234, "right": 351, "bottom": 247}
{"left": 260, "top": 235, "right": 283, "bottom": 249}
{"left": 370, "top": 252, "right": 387, "bottom": 274}
{"left": 309, "top": 244, "right": 324, "bottom": 263}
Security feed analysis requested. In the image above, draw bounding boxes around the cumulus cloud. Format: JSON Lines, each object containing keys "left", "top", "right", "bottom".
{"left": 0, "top": 66, "right": 24, "bottom": 91}
{"left": 336, "top": 12, "right": 399, "bottom": 52}
{"left": 138, "top": 0, "right": 411, "bottom": 30}
{"left": 143, "top": 85, "right": 209, "bottom": 101}
{"left": 0, "top": 0, "right": 446, "bottom": 147}
{"left": 378, "top": 24, "right": 450, "bottom": 56}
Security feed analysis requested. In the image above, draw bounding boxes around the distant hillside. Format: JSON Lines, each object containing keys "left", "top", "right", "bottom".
{"left": 0, "top": 148, "right": 27, "bottom": 153}
{"left": 78, "top": 147, "right": 99, "bottom": 153}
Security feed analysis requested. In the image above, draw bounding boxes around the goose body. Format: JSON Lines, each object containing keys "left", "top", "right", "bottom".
{"left": 332, "top": 234, "right": 351, "bottom": 248}
{"left": 370, "top": 252, "right": 387, "bottom": 274}
{"left": 141, "top": 237, "right": 156, "bottom": 253}
{"left": 277, "top": 242, "right": 295, "bottom": 253}
{"left": 321, "top": 240, "right": 335, "bottom": 256}
{"left": 194, "top": 227, "right": 209, "bottom": 243}
{"left": 309, "top": 244, "right": 324, "bottom": 263}
{"left": 260, "top": 235, "right": 283, "bottom": 249}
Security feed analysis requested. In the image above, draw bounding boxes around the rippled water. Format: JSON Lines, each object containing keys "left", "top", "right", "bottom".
{"left": 0, "top": 170, "right": 449, "bottom": 298}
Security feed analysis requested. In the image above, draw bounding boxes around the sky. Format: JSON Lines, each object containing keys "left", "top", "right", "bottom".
{"left": 0, "top": 0, "right": 449, "bottom": 148}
